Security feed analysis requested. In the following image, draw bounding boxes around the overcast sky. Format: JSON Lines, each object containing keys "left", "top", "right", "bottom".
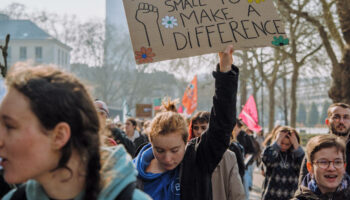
{"left": 2, "top": 0, "right": 106, "bottom": 21}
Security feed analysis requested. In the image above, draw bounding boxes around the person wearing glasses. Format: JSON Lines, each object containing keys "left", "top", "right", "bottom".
{"left": 261, "top": 126, "right": 304, "bottom": 200}
{"left": 293, "top": 134, "right": 350, "bottom": 199}
{"left": 298, "top": 103, "right": 350, "bottom": 184}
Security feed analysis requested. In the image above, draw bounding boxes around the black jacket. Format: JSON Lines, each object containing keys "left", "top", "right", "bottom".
{"left": 110, "top": 128, "right": 136, "bottom": 156}
{"left": 229, "top": 142, "right": 245, "bottom": 181}
{"left": 237, "top": 131, "right": 256, "bottom": 155}
{"left": 180, "top": 65, "right": 238, "bottom": 200}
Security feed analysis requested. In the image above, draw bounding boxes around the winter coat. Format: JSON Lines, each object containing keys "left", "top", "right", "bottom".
{"left": 293, "top": 173, "right": 350, "bottom": 200}
{"left": 228, "top": 142, "right": 245, "bottom": 180}
{"left": 134, "top": 64, "right": 239, "bottom": 200}
{"left": 2, "top": 146, "right": 151, "bottom": 200}
{"left": 211, "top": 150, "right": 245, "bottom": 200}
{"left": 110, "top": 127, "right": 136, "bottom": 156}
{"left": 261, "top": 142, "right": 304, "bottom": 200}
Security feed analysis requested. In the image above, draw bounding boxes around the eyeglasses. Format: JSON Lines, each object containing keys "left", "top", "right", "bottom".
{"left": 331, "top": 114, "right": 350, "bottom": 122}
{"left": 313, "top": 159, "right": 345, "bottom": 169}
{"left": 193, "top": 125, "right": 208, "bottom": 131}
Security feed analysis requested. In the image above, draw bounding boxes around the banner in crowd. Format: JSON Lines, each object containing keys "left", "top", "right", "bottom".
{"left": 136, "top": 104, "right": 153, "bottom": 118}
{"left": 182, "top": 75, "right": 197, "bottom": 115}
{"left": 123, "top": 0, "right": 288, "bottom": 64}
{"left": 239, "top": 95, "right": 262, "bottom": 132}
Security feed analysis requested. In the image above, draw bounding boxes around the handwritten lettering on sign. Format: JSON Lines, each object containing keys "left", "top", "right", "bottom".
{"left": 122, "top": 0, "right": 288, "bottom": 64}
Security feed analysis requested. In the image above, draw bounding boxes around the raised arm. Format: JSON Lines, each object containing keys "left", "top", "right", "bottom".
{"left": 196, "top": 45, "right": 239, "bottom": 173}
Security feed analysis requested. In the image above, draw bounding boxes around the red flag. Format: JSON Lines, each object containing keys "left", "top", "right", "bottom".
{"left": 182, "top": 76, "right": 197, "bottom": 115}
{"left": 239, "top": 95, "right": 262, "bottom": 132}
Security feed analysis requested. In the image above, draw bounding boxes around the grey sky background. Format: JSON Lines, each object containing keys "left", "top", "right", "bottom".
{"left": 2, "top": 0, "right": 106, "bottom": 21}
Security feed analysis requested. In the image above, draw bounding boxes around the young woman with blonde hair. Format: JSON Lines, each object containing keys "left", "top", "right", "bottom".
{"left": 133, "top": 45, "right": 239, "bottom": 200}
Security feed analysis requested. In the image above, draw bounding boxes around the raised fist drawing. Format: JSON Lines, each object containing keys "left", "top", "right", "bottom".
{"left": 135, "top": 3, "right": 164, "bottom": 46}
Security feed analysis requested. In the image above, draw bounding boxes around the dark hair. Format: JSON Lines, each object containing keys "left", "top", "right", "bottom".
{"left": 306, "top": 134, "right": 346, "bottom": 163}
{"left": 236, "top": 118, "right": 243, "bottom": 128}
{"left": 187, "top": 111, "right": 210, "bottom": 140}
{"left": 191, "top": 111, "right": 210, "bottom": 125}
{"left": 327, "top": 103, "right": 350, "bottom": 117}
{"left": 127, "top": 117, "right": 137, "bottom": 127}
{"left": 6, "top": 66, "right": 101, "bottom": 200}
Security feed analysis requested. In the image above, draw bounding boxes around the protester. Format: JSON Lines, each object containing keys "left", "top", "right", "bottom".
{"left": 261, "top": 126, "right": 304, "bottom": 200}
{"left": 260, "top": 125, "right": 281, "bottom": 177}
{"left": 293, "top": 134, "right": 350, "bottom": 199}
{"left": 298, "top": 103, "right": 350, "bottom": 184}
{"left": 133, "top": 45, "right": 239, "bottom": 200}
{"left": 188, "top": 111, "right": 245, "bottom": 200}
{"left": 244, "top": 128, "right": 260, "bottom": 193}
{"left": 95, "top": 100, "right": 136, "bottom": 156}
{"left": 0, "top": 65, "right": 150, "bottom": 200}
{"left": 94, "top": 100, "right": 117, "bottom": 146}
{"left": 125, "top": 117, "right": 148, "bottom": 151}
{"left": 230, "top": 125, "right": 246, "bottom": 182}
{"left": 235, "top": 119, "right": 257, "bottom": 199}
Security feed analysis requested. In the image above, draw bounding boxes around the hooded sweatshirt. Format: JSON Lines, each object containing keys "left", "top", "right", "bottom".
{"left": 133, "top": 143, "right": 180, "bottom": 200}
{"left": 292, "top": 173, "right": 350, "bottom": 200}
{"left": 2, "top": 146, "right": 151, "bottom": 200}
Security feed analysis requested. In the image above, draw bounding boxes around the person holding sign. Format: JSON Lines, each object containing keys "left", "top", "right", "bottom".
{"left": 133, "top": 45, "right": 239, "bottom": 200}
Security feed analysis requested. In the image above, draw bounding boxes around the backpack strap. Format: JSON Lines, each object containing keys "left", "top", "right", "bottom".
{"left": 115, "top": 182, "right": 136, "bottom": 200}
{"left": 10, "top": 184, "right": 27, "bottom": 200}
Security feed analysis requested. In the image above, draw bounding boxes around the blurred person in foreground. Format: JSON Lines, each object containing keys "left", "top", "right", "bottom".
{"left": 0, "top": 65, "right": 150, "bottom": 200}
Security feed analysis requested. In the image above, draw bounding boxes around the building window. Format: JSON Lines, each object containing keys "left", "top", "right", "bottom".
{"left": 19, "top": 47, "right": 27, "bottom": 60}
{"left": 35, "top": 47, "right": 42, "bottom": 63}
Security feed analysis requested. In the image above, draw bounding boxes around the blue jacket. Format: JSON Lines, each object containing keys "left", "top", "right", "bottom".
{"left": 134, "top": 143, "right": 180, "bottom": 200}
{"left": 2, "top": 146, "right": 151, "bottom": 200}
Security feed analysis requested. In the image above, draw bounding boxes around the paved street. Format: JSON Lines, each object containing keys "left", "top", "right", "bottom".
{"left": 249, "top": 167, "right": 264, "bottom": 200}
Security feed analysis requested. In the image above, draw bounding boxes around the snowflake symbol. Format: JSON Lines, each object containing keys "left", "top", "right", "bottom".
{"left": 161, "top": 16, "right": 178, "bottom": 29}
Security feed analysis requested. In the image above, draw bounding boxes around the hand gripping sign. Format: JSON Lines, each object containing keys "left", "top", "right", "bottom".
{"left": 123, "top": 0, "right": 288, "bottom": 64}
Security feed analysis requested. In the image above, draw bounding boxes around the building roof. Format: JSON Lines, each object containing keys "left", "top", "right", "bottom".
{"left": 0, "top": 17, "right": 71, "bottom": 50}
{"left": 0, "top": 19, "right": 52, "bottom": 40}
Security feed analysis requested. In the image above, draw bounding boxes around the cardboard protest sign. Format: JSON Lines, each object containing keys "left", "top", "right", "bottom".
{"left": 123, "top": 0, "right": 288, "bottom": 64}
{"left": 136, "top": 104, "right": 153, "bottom": 118}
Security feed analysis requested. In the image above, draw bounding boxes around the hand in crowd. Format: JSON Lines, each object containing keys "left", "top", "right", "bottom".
{"left": 288, "top": 131, "right": 299, "bottom": 150}
{"left": 218, "top": 45, "right": 234, "bottom": 73}
{"left": 275, "top": 131, "right": 287, "bottom": 146}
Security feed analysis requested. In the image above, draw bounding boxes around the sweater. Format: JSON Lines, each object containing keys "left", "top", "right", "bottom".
{"left": 261, "top": 142, "right": 304, "bottom": 200}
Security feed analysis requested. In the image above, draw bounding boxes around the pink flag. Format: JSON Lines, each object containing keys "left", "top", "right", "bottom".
{"left": 177, "top": 105, "right": 184, "bottom": 113}
{"left": 239, "top": 95, "right": 262, "bottom": 132}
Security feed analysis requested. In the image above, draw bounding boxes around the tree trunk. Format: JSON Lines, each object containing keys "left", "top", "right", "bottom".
{"left": 240, "top": 51, "right": 248, "bottom": 108}
{"left": 290, "top": 64, "right": 299, "bottom": 127}
{"left": 283, "top": 66, "right": 288, "bottom": 125}
{"left": 268, "top": 83, "right": 276, "bottom": 132}
{"left": 329, "top": 1, "right": 350, "bottom": 104}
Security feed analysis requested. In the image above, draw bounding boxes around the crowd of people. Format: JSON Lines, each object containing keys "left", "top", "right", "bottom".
{"left": 0, "top": 45, "right": 350, "bottom": 200}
